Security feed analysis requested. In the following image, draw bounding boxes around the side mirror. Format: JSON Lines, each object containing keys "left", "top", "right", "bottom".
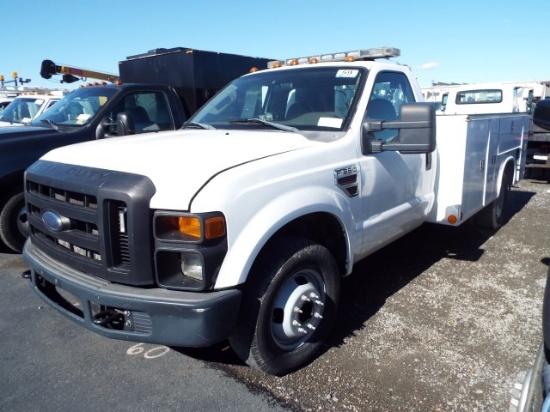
{"left": 116, "top": 111, "right": 136, "bottom": 136}
{"left": 96, "top": 117, "right": 116, "bottom": 139}
{"left": 95, "top": 111, "right": 136, "bottom": 139}
{"left": 361, "top": 102, "right": 436, "bottom": 155}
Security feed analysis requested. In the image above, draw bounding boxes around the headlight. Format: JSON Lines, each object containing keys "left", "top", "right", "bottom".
{"left": 155, "top": 213, "right": 226, "bottom": 242}
{"left": 153, "top": 211, "right": 227, "bottom": 291}
{"left": 180, "top": 252, "right": 203, "bottom": 281}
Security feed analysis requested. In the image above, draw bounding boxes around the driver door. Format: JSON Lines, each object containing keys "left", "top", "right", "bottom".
{"left": 358, "top": 71, "right": 435, "bottom": 256}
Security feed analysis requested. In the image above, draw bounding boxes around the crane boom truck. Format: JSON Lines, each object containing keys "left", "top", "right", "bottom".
{"left": 0, "top": 62, "right": 115, "bottom": 127}
{"left": 0, "top": 47, "right": 271, "bottom": 253}
{"left": 22, "top": 46, "right": 530, "bottom": 376}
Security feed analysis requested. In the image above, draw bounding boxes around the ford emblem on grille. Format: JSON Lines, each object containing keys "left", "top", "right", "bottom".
{"left": 42, "top": 210, "right": 71, "bottom": 232}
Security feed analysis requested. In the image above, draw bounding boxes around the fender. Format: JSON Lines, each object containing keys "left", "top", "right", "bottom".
{"left": 213, "top": 186, "right": 359, "bottom": 289}
{"left": 496, "top": 155, "right": 516, "bottom": 193}
{"left": 497, "top": 151, "right": 519, "bottom": 187}
{"left": 0, "top": 127, "right": 58, "bottom": 179}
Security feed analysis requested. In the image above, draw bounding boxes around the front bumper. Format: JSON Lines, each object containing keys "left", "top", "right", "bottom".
{"left": 23, "top": 240, "right": 241, "bottom": 347}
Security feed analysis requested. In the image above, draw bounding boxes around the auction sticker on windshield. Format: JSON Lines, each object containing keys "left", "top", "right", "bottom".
{"left": 336, "top": 69, "right": 359, "bottom": 78}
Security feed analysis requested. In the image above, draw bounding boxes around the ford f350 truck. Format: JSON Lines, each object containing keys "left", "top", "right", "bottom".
{"left": 22, "top": 46, "right": 530, "bottom": 376}
{"left": 0, "top": 47, "right": 270, "bottom": 252}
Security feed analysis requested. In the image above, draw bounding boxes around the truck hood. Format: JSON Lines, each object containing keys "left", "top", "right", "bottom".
{"left": 0, "top": 121, "right": 24, "bottom": 127}
{"left": 0, "top": 124, "right": 51, "bottom": 137}
{"left": 41, "top": 129, "right": 316, "bottom": 209}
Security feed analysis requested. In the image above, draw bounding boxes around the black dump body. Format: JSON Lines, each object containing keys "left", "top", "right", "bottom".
{"left": 527, "top": 99, "right": 550, "bottom": 178}
{"left": 119, "top": 47, "right": 272, "bottom": 118}
{"left": 533, "top": 98, "right": 550, "bottom": 132}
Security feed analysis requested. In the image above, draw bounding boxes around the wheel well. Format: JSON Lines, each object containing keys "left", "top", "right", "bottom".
{"left": 268, "top": 212, "right": 347, "bottom": 276}
{"left": 0, "top": 172, "right": 24, "bottom": 202}
{"left": 503, "top": 159, "right": 515, "bottom": 188}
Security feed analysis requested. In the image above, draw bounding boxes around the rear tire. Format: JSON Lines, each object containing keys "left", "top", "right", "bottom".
{"left": 0, "top": 190, "right": 26, "bottom": 253}
{"left": 475, "top": 173, "right": 509, "bottom": 230}
{"left": 229, "top": 236, "right": 340, "bottom": 376}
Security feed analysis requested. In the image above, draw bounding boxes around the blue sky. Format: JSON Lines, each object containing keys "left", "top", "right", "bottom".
{"left": 3, "top": 0, "right": 549, "bottom": 90}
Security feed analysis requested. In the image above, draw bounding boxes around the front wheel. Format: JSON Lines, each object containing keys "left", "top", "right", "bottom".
{"left": 229, "top": 236, "right": 340, "bottom": 376}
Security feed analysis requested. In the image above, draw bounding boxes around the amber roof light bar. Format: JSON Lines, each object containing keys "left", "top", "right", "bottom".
{"left": 267, "top": 47, "right": 400, "bottom": 69}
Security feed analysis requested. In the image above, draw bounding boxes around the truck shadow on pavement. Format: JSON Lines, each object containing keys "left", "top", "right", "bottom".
{"left": 172, "top": 187, "right": 536, "bottom": 368}
{"left": 325, "top": 185, "right": 535, "bottom": 350}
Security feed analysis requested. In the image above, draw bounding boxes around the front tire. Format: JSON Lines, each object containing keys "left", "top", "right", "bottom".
{"left": 229, "top": 236, "right": 340, "bottom": 376}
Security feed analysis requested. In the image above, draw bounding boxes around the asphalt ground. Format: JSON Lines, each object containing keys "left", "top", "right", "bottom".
{"left": 1, "top": 177, "right": 548, "bottom": 411}
{"left": 0, "top": 251, "right": 291, "bottom": 411}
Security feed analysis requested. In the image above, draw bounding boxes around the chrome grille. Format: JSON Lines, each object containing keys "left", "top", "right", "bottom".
{"left": 33, "top": 228, "right": 102, "bottom": 261}
{"left": 25, "top": 160, "right": 156, "bottom": 285}
{"left": 28, "top": 181, "right": 98, "bottom": 209}
{"left": 27, "top": 181, "right": 103, "bottom": 263}
{"left": 110, "top": 203, "right": 131, "bottom": 269}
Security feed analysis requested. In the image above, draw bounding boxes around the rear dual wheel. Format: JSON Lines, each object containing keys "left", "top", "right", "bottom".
{"left": 476, "top": 173, "right": 509, "bottom": 230}
{"left": 229, "top": 236, "right": 340, "bottom": 376}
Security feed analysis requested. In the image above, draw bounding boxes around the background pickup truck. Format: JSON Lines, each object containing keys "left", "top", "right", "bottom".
{"left": 0, "top": 93, "right": 64, "bottom": 127}
{"left": 0, "top": 83, "right": 187, "bottom": 253}
{"left": 22, "top": 46, "right": 530, "bottom": 376}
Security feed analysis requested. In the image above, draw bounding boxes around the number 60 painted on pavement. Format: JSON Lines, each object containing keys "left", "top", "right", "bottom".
{"left": 126, "top": 343, "right": 170, "bottom": 359}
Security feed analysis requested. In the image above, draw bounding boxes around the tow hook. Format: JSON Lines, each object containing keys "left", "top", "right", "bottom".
{"left": 92, "top": 309, "right": 125, "bottom": 330}
{"left": 21, "top": 270, "right": 31, "bottom": 279}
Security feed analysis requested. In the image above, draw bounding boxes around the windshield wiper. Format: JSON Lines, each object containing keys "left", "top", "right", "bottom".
{"left": 183, "top": 122, "right": 216, "bottom": 130}
{"left": 229, "top": 118, "right": 299, "bottom": 133}
{"left": 40, "top": 119, "right": 61, "bottom": 131}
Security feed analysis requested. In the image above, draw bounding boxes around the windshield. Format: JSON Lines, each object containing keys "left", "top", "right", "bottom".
{"left": 0, "top": 100, "right": 11, "bottom": 114}
{"left": 0, "top": 97, "right": 53, "bottom": 124}
{"left": 31, "top": 87, "right": 117, "bottom": 127}
{"left": 189, "top": 66, "right": 365, "bottom": 132}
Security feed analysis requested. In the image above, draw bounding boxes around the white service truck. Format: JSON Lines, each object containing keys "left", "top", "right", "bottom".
{"left": 439, "top": 82, "right": 534, "bottom": 115}
{"left": 0, "top": 93, "right": 63, "bottom": 127}
{"left": 22, "top": 47, "right": 530, "bottom": 376}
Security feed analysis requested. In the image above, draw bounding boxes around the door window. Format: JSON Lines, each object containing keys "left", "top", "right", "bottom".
{"left": 365, "top": 71, "right": 416, "bottom": 142}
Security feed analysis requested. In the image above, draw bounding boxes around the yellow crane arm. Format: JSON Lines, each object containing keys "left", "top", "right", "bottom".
{"left": 40, "top": 59, "right": 119, "bottom": 83}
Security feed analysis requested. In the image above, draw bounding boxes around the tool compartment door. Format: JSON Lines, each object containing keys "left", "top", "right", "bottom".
{"left": 461, "top": 116, "right": 499, "bottom": 215}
